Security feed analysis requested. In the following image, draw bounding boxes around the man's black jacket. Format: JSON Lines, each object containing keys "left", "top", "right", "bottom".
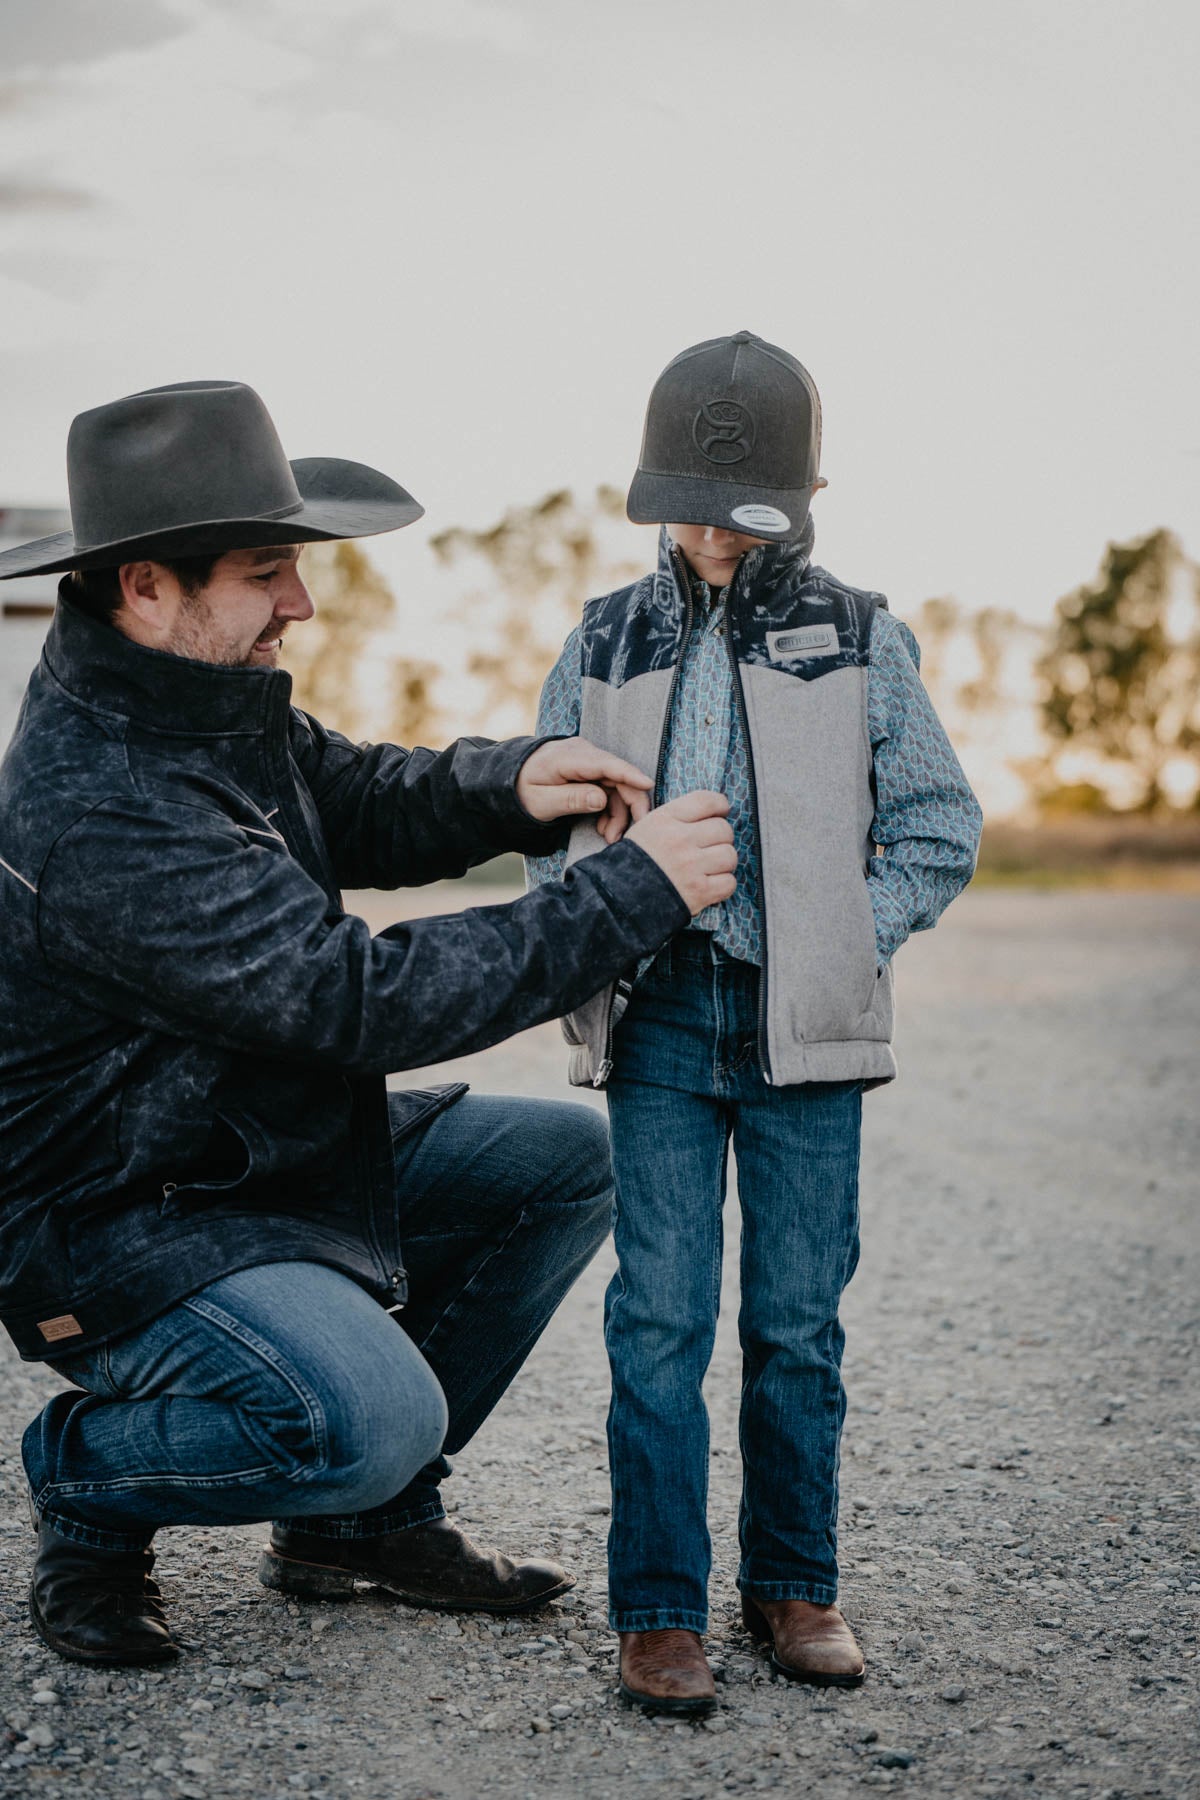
{"left": 0, "top": 594, "right": 686, "bottom": 1361}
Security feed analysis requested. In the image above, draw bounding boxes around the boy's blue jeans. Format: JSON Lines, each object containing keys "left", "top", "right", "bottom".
{"left": 23, "top": 1095, "right": 612, "bottom": 1552}
{"left": 605, "top": 932, "right": 862, "bottom": 1634}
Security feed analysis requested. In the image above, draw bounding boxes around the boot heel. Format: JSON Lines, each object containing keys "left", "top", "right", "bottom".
{"left": 740, "top": 1595, "right": 772, "bottom": 1643}
{"left": 257, "top": 1549, "right": 357, "bottom": 1600}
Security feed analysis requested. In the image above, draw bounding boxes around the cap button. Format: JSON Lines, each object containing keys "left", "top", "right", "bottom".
{"left": 731, "top": 331, "right": 755, "bottom": 344}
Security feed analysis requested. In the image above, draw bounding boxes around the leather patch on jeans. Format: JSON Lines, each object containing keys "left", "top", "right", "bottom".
{"left": 38, "top": 1313, "right": 83, "bottom": 1342}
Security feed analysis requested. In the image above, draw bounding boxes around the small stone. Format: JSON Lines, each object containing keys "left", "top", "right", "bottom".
{"left": 549, "top": 1703, "right": 574, "bottom": 1719}
{"left": 939, "top": 1686, "right": 967, "bottom": 1704}
{"left": 530, "top": 1716, "right": 552, "bottom": 1734}
{"left": 478, "top": 1710, "right": 506, "bottom": 1731}
{"left": 237, "top": 1668, "right": 271, "bottom": 1690}
{"left": 875, "top": 1748, "right": 915, "bottom": 1769}
{"left": 22, "top": 1722, "right": 55, "bottom": 1749}
{"left": 1126, "top": 1629, "right": 1150, "bottom": 1644}
{"left": 182, "top": 1757, "right": 215, "bottom": 1775}
{"left": 31, "top": 1691, "right": 60, "bottom": 1707}
{"left": 283, "top": 1665, "right": 311, "bottom": 1680}
{"left": 703, "top": 1715, "right": 730, "bottom": 1732}
{"left": 898, "top": 1631, "right": 925, "bottom": 1655}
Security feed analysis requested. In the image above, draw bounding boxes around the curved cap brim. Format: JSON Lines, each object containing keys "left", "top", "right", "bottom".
{"left": 0, "top": 456, "right": 423, "bottom": 579}
{"left": 627, "top": 469, "right": 813, "bottom": 541}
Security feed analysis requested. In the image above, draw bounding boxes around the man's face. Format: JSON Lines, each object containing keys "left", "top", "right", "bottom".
{"left": 667, "top": 523, "right": 772, "bottom": 588}
{"left": 129, "top": 545, "right": 315, "bottom": 668}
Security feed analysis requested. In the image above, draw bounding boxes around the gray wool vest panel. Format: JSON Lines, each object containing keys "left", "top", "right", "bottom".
{"left": 561, "top": 535, "right": 897, "bottom": 1090}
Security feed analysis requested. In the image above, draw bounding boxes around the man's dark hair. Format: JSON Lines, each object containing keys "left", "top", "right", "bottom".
{"left": 69, "top": 554, "right": 221, "bottom": 624}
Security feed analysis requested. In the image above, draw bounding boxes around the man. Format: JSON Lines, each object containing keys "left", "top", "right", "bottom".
{"left": 0, "top": 378, "right": 737, "bottom": 1667}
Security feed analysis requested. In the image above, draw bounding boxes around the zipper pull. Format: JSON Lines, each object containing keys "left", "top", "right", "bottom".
{"left": 593, "top": 1058, "right": 613, "bottom": 1088}
{"left": 385, "top": 1267, "right": 407, "bottom": 1315}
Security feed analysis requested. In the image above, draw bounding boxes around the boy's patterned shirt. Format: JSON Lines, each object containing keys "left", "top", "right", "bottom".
{"left": 531, "top": 579, "right": 980, "bottom": 970}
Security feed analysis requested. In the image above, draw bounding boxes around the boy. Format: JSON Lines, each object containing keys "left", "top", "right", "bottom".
{"left": 528, "top": 332, "right": 983, "bottom": 1713}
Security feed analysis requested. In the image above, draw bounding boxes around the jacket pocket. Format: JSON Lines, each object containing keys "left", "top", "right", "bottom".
{"left": 158, "top": 1111, "right": 255, "bottom": 1215}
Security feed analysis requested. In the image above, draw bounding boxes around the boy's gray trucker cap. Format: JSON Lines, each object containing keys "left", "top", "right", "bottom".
{"left": 627, "top": 331, "right": 824, "bottom": 541}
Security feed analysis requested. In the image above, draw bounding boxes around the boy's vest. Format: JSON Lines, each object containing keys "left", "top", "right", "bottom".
{"left": 562, "top": 530, "right": 898, "bottom": 1090}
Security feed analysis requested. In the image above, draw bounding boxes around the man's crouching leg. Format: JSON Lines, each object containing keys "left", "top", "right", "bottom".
{"left": 261, "top": 1095, "right": 614, "bottom": 1614}
{"left": 23, "top": 1261, "right": 448, "bottom": 1665}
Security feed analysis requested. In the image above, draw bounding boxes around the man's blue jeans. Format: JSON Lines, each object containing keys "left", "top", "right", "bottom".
{"left": 23, "top": 1094, "right": 612, "bottom": 1553}
{"left": 605, "top": 933, "right": 862, "bottom": 1634}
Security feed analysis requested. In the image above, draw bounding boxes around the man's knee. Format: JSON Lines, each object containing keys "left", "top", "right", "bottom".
{"left": 550, "top": 1101, "right": 613, "bottom": 1212}
{"left": 256, "top": 1331, "right": 448, "bottom": 1514}
{"left": 321, "top": 1348, "right": 448, "bottom": 1513}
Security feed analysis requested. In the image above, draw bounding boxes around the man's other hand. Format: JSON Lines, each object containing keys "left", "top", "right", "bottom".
{"left": 517, "top": 740, "right": 653, "bottom": 843}
{"left": 626, "top": 792, "right": 737, "bottom": 916}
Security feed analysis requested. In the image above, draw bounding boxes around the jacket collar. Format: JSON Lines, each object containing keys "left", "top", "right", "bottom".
{"left": 44, "top": 583, "right": 293, "bottom": 737}
{"left": 655, "top": 517, "right": 816, "bottom": 614}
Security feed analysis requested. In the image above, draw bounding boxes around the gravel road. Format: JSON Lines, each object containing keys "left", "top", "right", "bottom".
{"left": 1, "top": 888, "right": 1196, "bottom": 1800}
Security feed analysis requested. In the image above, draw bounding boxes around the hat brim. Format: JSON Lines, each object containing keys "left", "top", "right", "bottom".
{"left": 0, "top": 456, "right": 423, "bottom": 580}
{"left": 627, "top": 470, "right": 813, "bottom": 541}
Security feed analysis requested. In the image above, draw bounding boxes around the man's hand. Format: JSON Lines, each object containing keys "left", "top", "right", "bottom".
{"left": 626, "top": 792, "right": 737, "bottom": 916}
{"left": 517, "top": 739, "right": 654, "bottom": 844}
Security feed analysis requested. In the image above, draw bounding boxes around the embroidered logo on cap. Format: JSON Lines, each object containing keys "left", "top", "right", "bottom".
{"left": 693, "top": 401, "right": 755, "bottom": 466}
{"left": 731, "top": 504, "right": 790, "bottom": 533}
{"left": 766, "top": 625, "right": 841, "bottom": 660}
{"left": 38, "top": 1313, "right": 83, "bottom": 1342}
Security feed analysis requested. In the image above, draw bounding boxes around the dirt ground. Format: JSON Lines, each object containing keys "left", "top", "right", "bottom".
{"left": 1, "top": 887, "right": 1196, "bottom": 1800}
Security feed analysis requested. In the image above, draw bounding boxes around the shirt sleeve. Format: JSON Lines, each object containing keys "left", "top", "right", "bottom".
{"left": 865, "top": 608, "right": 984, "bottom": 964}
{"left": 525, "top": 625, "right": 583, "bottom": 891}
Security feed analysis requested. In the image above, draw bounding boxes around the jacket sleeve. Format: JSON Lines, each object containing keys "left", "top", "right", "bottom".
{"left": 865, "top": 609, "right": 984, "bottom": 964}
{"left": 288, "top": 710, "right": 568, "bottom": 890}
{"left": 35, "top": 797, "right": 688, "bottom": 1077}
{"left": 524, "top": 626, "right": 582, "bottom": 892}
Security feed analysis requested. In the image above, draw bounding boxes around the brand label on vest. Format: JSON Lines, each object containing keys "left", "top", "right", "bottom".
{"left": 766, "top": 625, "right": 841, "bottom": 660}
{"left": 38, "top": 1313, "right": 83, "bottom": 1342}
{"left": 731, "top": 504, "right": 790, "bottom": 533}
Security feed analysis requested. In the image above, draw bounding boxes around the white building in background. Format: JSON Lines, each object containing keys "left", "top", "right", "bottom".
{"left": 0, "top": 507, "right": 70, "bottom": 751}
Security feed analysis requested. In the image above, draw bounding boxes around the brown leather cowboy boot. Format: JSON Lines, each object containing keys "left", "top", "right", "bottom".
{"left": 742, "top": 1594, "right": 865, "bottom": 1687}
{"left": 259, "top": 1517, "right": 572, "bottom": 1613}
{"left": 618, "top": 1628, "right": 718, "bottom": 1715}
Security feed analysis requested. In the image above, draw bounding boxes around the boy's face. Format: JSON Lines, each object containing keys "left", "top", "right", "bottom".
{"left": 666, "top": 523, "right": 772, "bottom": 589}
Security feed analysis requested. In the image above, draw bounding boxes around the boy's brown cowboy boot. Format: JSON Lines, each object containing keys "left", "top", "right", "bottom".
{"left": 742, "top": 1595, "right": 865, "bottom": 1687}
{"left": 618, "top": 1628, "right": 718, "bottom": 1715}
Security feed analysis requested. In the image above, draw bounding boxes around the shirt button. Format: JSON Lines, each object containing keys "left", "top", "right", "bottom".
{"left": 705, "top": 714, "right": 715, "bottom": 726}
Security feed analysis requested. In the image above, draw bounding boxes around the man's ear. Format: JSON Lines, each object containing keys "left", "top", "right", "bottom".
{"left": 118, "top": 561, "right": 162, "bottom": 607}
{"left": 117, "top": 561, "right": 177, "bottom": 642}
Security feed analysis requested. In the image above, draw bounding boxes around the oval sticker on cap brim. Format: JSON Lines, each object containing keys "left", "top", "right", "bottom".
{"left": 731, "top": 504, "right": 790, "bottom": 533}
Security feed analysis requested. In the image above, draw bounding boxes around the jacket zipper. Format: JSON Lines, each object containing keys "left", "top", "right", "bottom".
{"left": 722, "top": 586, "right": 774, "bottom": 1085}
{"left": 592, "top": 554, "right": 693, "bottom": 1088}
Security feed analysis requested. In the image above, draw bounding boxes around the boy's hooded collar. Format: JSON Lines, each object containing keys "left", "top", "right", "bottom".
{"left": 656, "top": 513, "right": 816, "bottom": 611}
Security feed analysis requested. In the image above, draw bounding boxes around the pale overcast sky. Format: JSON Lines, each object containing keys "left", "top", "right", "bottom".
{"left": 1, "top": 0, "right": 1197, "bottom": 629}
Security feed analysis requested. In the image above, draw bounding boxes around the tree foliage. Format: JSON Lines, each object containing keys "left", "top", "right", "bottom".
{"left": 283, "top": 540, "right": 438, "bottom": 746}
{"left": 1036, "top": 529, "right": 1200, "bottom": 811}
{"left": 430, "top": 486, "right": 643, "bottom": 736}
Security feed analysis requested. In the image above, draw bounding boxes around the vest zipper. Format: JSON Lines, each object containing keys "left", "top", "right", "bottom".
{"left": 722, "top": 591, "right": 773, "bottom": 1085}
{"left": 594, "top": 553, "right": 693, "bottom": 1089}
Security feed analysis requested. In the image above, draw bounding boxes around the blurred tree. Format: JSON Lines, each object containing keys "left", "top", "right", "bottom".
{"left": 430, "top": 486, "right": 643, "bottom": 736}
{"left": 283, "top": 541, "right": 440, "bottom": 746}
{"left": 1036, "top": 529, "right": 1200, "bottom": 812}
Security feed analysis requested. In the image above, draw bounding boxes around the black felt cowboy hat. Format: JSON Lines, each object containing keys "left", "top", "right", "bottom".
{"left": 0, "top": 379, "right": 424, "bottom": 580}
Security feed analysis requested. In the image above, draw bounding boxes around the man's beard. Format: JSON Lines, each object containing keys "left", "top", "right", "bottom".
{"left": 170, "top": 593, "right": 283, "bottom": 668}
